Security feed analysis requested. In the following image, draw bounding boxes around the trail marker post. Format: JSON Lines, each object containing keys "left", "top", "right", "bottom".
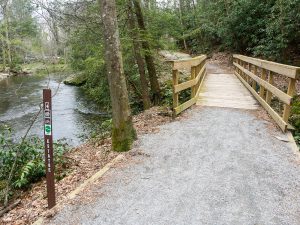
{"left": 43, "top": 89, "right": 56, "bottom": 209}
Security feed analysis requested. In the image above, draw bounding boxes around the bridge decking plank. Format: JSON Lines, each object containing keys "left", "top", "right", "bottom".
{"left": 196, "top": 73, "right": 258, "bottom": 110}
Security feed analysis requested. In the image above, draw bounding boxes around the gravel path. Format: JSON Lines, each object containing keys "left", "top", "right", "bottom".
{"left": 49, "top": 107, "right": 300, "bottom": 225}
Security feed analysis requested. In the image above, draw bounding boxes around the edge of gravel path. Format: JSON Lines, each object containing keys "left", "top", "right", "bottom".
{"left": 32, "top": 155, "right": 125, "bottom": 225}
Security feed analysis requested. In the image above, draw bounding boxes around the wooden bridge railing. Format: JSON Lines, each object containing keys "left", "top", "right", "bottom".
{"left": 171, "top": 55, "right": 207, "bottom": 116}
{"left": 233, "top": 54, "right": 300, "bottom": 132}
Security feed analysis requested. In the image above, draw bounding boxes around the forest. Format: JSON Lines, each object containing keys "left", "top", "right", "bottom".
{"left": 0, "top": 0, "right": 300, "bottom": 222}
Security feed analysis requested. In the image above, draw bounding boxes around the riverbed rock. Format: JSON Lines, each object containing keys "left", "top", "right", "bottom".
{"left": 63, "top": 73, "right": 86, "bottom": 86}
{"left": 0, "top": 73, "right": 10, "bottom": 81}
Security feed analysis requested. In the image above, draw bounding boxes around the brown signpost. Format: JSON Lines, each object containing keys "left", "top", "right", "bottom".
{"left": 43, "top": 89, "right": 56, "bottom": 209}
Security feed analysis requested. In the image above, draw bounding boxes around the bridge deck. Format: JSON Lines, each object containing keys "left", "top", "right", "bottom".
{"left": 197, "top": 66, "right": 258, "bottom": 110}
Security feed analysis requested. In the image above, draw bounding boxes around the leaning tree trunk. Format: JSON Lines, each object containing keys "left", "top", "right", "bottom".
{"left": 99, "top": 0, "right": 136, "bottom": 152}
{"left": 128, "top": 0, "right": 151, "bottom": 110}
{"left": 132, "top": 0, "right": 161, "bottom": 105}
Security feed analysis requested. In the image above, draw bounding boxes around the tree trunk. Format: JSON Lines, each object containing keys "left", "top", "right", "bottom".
{"left": 179, "top": 0, "right": 188, "bottom": 50}
{"left": 132, "top": 0, "right": 161, "bottom": 105}
{"left": 128, "top": 0, "right": 151, "bottom": 110}
{"left": 2, "top": 39, "right": 6, "bottom": 71}
{"left": 3, "top": 1, "right": 12, "bottom": 71}
{"left": 99, "top": 0, "right": 136, "bottom": 152}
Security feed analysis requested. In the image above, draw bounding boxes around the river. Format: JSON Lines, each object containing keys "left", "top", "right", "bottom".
{"left": 0, "top": 73, "right": 108, "bottom": 146}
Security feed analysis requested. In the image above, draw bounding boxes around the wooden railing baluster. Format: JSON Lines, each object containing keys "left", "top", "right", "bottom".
{"left": 283, "top": 78, "right": 296, "bottom": 122}
{"left": 171, "top": 55, "right": 207, "bottom": 116}
{"left": 191, "top": 66, "right": 196, "bottom": 98}
{"left": 233, "top": 54, "right": 300, "bottom": 132}
{"left": 260, "top": 69, "right": 267, "bottom": 99}
{"left": 266, "top": 71, "right": 274, "bottom": 105}
{"left": 252, "top": 65, "right": 256, "bottom": 90}
{"left": 172, "top": 69, "right": 179, "bottom": 117}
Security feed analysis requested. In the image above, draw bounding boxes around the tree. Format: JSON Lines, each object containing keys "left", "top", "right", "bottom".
{"left": 99, "top": 0, "right": 136, "bottom": 152}
{"left": 0, "top": 0, "right": 12, "bottom": 70}
{"left": 127, "top": 0, "right": 151, "bottom": 110}
{"left": 132, "top": 0, "right": 161, "bottom": 105}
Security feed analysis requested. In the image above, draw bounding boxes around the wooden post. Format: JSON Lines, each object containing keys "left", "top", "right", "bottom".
{"left": 266, "top": 71, "right": 274, "bottom": 104}
{"left": 196, "top": 63, "right": 200, "bottom": 76}
{"left": 252, "top": 65, "right": 257, "bottom": 90}
{"left": 282, "top": 78, "right": 296, "bottom": 122}
{"left": 246, "top": 63, "right": 250, "bottom": 83}
{"left": 43, "top": 89, "right": 56, "bottom": 209}
{"left": 237, "top": 59, "right": 242, "bottom": 78}
{"left": 172, "top": 69, "right": 179, "bottom": 117}
{"left": 260, "top": 68, "right": 267, "bottom": 99}
{"left": 197, "top": 61, "right": 204, "bottom": 91}
{"left": 242, "top": 62, "right": 246, "bottom": 80}
{"left": 240, "top": 60, "right": 244, "bottom": 79}
{"left": 191, "top": 66, "right": 196, "bottom": 98}
{"left": 234, "top": 58, "right": 237, "bottom": 73}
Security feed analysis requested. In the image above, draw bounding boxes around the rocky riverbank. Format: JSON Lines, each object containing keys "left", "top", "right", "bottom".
{"left": 0, "top": 73, "right": 10, "bottom": 81}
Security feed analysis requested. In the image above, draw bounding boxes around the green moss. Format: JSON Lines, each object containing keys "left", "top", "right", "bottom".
{"left": 22, "top": 63, "right": 71, "bottom": 76}
{"left": 112, "top": 118, "right": 136, "bottom": 152}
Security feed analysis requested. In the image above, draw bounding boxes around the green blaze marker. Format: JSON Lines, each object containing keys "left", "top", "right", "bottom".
{"left": 45, "top": 124, "right": 52, "bottom": 135}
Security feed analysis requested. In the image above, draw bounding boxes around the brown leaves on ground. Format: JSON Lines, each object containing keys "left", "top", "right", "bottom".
{"left": 209, "top": 52, "right": 233, "bottom": 67}
{"left": 0, "top": 107, "right": 172, "bottom": 225}
{"left": 133, "top": 107, "right": 172, "bottom": 135}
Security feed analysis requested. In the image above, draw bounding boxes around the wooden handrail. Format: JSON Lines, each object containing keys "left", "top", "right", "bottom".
{"left": 172, "top": 55, "right": 206, "bottom": 70}
{"left": 233, "top": 55, "right": 300, "bottom": 132}
{"left": 171, "top": 55, "right": 207, "bottom": 116}
{"left": 233, "top": 54, "right": 300, "bottom": 79}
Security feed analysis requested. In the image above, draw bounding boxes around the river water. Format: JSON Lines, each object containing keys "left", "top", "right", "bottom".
{"left": 0, "top": 74, "right": 108, "bottom": 146}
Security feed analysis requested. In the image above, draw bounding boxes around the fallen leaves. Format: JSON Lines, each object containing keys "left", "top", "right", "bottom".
{"left": 0, "top": 106, "right": 172, "bottom": 225}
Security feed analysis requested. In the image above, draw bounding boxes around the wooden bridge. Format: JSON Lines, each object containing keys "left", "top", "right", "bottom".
{"left": 171, "top": 54, "right": 300, "bottom": 132}
{"left": 47, "top": 54, "right": 300, "bottom": 225}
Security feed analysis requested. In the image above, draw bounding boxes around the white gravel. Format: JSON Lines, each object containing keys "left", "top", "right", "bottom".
{"left": 49, "top": 107, "right": 300, "bottom": 225}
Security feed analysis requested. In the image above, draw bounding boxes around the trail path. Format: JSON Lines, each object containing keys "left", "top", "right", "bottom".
{"left": 47, "top": 53, "right": 300, "bottom": 225}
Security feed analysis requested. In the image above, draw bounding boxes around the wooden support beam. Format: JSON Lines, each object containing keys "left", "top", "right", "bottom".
{"left": 252, "top": 65, "right": 257, "bottom": 90}
{"left": 234, "top": 63, "right": 292, "bottom": 105}
{"left": 260, "top": 68, "right": 267, "bottom": 99}
{"left": 175, "top": 98, "right": 197, "bottom": 115}
{"left": 191, "top": 66, "right": 196, "bottom": 98}
{"left": 235, "top": 71, "right": 287, "bottom": 131}
{"left": 266, "top": 71, "right": 274, "bottom": 105}
{"left": 246, "top": 63, "right": 250, "bottom": 83}
{"left": 233, "top": 54, "right": 300, "bottom": 79}
{"left": 196, "top": 70, "right": 207, "bottom": 97}
{"left": 171, "top": 55, "right": 207, "bottom": 116}
{"left": 172, "top": 55, "right": 206, "bottom": 70}
{"left": 172, "top": 69, "right": 179, "bottom": 116}
{"left": 283, "top": 78, "right": 296, "bottom": 122}
{"left": 174, "top": 79, "right": 195, "bottom": 93}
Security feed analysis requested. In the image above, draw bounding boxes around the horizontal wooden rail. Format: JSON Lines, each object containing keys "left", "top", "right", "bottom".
{"left": 172, "top": 55, "right": 206, "bottom": 70}
{"left": 171, "top": 55, "right": 207, "bottom": 116}
{"left": 234, "top": 63, "right": 292, "bottom": 105}
{"left": 233, "top": 54, "right": 300, "bottom": 132}
{"left": 234, "top": 54, "right": 300, "bottom": 79}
